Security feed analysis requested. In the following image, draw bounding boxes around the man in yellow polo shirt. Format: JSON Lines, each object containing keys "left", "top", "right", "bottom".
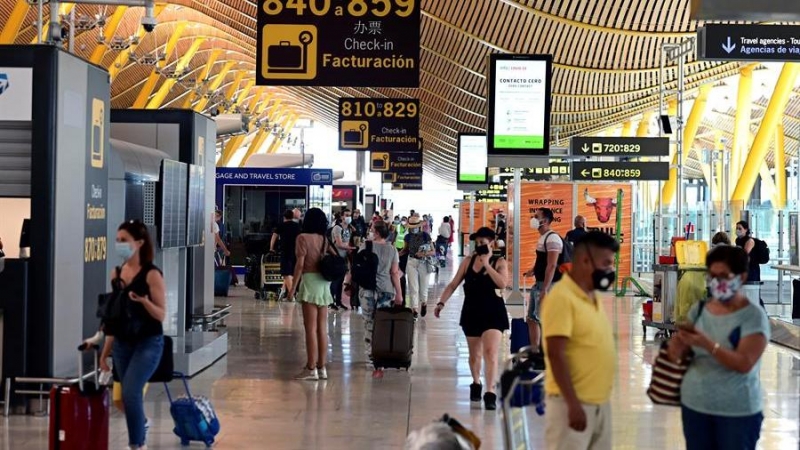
{"left": 541, "top": 231, "right": 618, "bottom": 450}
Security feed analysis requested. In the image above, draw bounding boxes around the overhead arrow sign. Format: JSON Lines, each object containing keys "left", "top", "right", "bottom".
{"left": 699, "top": 24, "right": 800, "bottom": 62}
{"left": 570, "top": 137, "right": 669, "bottom": 157}
{"left": 572, "top": 162, "right": 669, "bottom": 181}
{"left": 722, "top": 36, "right": 736, "bottom": 53}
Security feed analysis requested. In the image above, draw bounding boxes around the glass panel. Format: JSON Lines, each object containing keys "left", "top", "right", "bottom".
{"left": 223, "top": 185, "right": 307, "bottom": 266}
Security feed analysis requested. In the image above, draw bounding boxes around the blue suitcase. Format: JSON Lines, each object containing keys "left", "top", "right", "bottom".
{"left": 214, "top": 268, "right": 231, "bottom": 297}
{"left": 511, "top": 276, "right": 532, "bottom": 354}
{"left": 510, "top": 318, "right": 530, "bottom": 355}
{"left": 214, "top": 254, "right": 232, "bottom": 297}
{"left": 164, "top": 373, "right": 220, "bottom": 447}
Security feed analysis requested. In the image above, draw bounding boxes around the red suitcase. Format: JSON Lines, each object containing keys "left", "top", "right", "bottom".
{"left": 49, "top": 348, "right": 110, "bottom": 450}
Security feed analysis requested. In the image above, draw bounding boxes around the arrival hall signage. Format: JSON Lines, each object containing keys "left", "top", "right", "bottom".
{"left": 256, "top": 0, "right": 420, "bottom": 87}
{"left": 699, "top": 25, "right": 800, "bottom": 62}
{"left": 338, "top": 97, "right": 419, "bottom": 151}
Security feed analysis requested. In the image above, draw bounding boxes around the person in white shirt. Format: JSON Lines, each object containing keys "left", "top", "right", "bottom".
{"left": 212, "top": 209, "right": 230, "bottom": 259}
{"left": 435, "top": 217, "right": 452, "bottom": 263}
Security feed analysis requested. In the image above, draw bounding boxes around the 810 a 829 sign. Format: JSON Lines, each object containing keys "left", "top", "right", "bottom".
{"left": 338, "top": 98, "right": 419, "bottom": 152}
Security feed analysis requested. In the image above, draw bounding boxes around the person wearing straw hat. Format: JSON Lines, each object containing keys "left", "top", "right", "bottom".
{"left": 402, "top": 215, "right": 435, "bottom": 318}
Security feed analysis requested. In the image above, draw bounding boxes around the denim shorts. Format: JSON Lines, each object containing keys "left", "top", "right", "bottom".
{"left": 527, "top": 282, "right": 544, "bottom": 324}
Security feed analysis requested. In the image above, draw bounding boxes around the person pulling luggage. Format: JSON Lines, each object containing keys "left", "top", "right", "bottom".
{"left": 434, "top": 227, "right": 509, "bottom": 410}
{"left": 353, "top": 221, "right": 404, "bottom": 378}
{"left": 103, "top": 220, "right": 166, "bottom": 450}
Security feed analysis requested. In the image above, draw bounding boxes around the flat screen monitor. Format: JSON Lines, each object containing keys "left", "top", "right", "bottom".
{"left": 186, "top": 164, "right": 205, "bottom": 247}
{"left": 157, "top": 160, "right": 188, "bottom": 249}
{"left": 457, "top": 133, "right": 488, "bottom": 185}
{"left": 487, "top": 54, "right": 552, "bottom": 158}
{"left": 19, "top": 218, "right": 31, "bottom": 248}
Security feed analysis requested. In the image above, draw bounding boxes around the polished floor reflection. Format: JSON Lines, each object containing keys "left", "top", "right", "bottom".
{"left": 0, "top": 266, "right": 798, "bottom": 449}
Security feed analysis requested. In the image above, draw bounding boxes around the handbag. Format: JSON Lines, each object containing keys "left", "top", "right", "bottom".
{"left": 647, "top": 301, "right": 706, "bottom": 406}
{"left": 318, "top": 235, "right": 347, "bottom": 282}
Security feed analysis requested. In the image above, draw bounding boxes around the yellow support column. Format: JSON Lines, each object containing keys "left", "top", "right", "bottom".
{"left": 239, "top": 110, "right": 288, "bottom": 166}
{"left": 34, "top": 2, "right": 75, "bottom": 44}
{"left": 228, "top": 80, "right": 255, "bottom": 112}
{"left": 89, "top": 6, "right": 128, "bottom": 64}
{"left": 661, "top": 84, "right": 712, "bottom": 206}
{"left": 193, "top": 61, "right": 236, "bottom": 112}
{"left": 132, "top": 21, "right": 187, "bottom": 109}
{"left": 732, "top": 63, "right": 800, "bottom": 204}
{"left": 224, "top": 71, "right": 246, "bottom": 105}
{"left": 731, "top": 66, "right": 754, "bottom": 180}
{"left": 106, "top": 4, "right": 166, "bottom": 80}
{"left": 0, "top": 0, "right": 30, "bottom": 44}
{"left": 636, "top": 112, "right": 653, "bottom": 137}
{"left": 217, "top": 93, "right": 275, "bottom": 166}
{"left": 181, "top": 49, "right": 223, "bottom": 109}
{"left": 146, "top": 38, "right": 205, "bottom": 109}
{"left": 238, "top": 130, "right": 271, "bottom": 167}
{"left": 774, "top": 123, "right": 787, "bottom": 209}
{"left": 621, "top": 120, "right": 633, "bottom": 137}
{"left": 268, "top": 117, "right": 297, "bottom": 154}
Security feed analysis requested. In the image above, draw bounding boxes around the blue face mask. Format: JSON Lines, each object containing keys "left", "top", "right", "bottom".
{"left": 115, "top": 242, "right": 135, "bottom": 261}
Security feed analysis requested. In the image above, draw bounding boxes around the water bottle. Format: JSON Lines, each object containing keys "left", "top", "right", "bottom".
{"left": 99, "top": 357, "right": 113, "bottom": 385}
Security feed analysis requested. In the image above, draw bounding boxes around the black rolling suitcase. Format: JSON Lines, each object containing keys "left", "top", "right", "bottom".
{"left": 371, "top": 306, "right": 414, "bottom": 369}
{"left": 793, "top": 279, "right": 800, "bottom": 319}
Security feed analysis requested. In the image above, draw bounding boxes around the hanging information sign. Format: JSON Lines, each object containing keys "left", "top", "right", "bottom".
{"left": 256, "top": 0, "right": 421, "bottom": 87}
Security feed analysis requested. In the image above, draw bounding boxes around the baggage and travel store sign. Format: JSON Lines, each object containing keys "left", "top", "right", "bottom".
{"left": 338, "top": 97, "right": 419, "bottom": 152}
{"left": 699, "top": 24, "right": 800, "bottom": 62}
{"left": 256, "top": 0, "right": 420, "bottom": 87}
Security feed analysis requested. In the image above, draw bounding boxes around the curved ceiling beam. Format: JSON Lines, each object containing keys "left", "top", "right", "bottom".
{"left": 497, "top": 0, "right": 693, "bottom": 38}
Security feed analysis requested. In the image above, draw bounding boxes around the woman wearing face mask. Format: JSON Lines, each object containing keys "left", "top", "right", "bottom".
{"left": 734, "top": 221, "right": 760, "bottom": 283}
{"left": 403, "top": 216, "right": 435, "bottom": 318}
{"left": 668, "top": 245, "right": 769, "bottom": 450}
{"left": 101, "top": 220, "right": 166, "bottom": 450}
{"left": 434, "top": 227, "right": 509, "bottom": 410}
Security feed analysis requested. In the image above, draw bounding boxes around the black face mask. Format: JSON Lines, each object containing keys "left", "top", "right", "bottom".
{"left": 475, "top": 244, "right": 490, "bottom": 255}
{"left": 588, "top": 251, "right": 616, "bottom": 291}
{"left": 592, "top": 269, "right": 616, "bottom": 291}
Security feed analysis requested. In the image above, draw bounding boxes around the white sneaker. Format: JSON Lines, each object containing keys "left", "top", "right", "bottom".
{"left": 294, "top": 367, "right": 319, "bottom": 381}
{"left": 317, "top": 366, "right": 328, "bottom": 380}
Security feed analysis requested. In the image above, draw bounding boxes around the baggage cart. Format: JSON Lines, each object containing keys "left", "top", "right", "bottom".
{"left": 500, "top": 348, "right": 545, "bottom": 450}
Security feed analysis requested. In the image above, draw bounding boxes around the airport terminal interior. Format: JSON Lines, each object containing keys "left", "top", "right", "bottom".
{"left": 0, "top": 0, "right": 798, "bottom": 449}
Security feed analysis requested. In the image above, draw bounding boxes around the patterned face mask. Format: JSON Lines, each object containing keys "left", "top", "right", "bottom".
{"left": 706, "top": 274, "right": 743, "bottom": 302}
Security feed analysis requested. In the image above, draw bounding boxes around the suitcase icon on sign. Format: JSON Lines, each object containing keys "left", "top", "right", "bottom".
{"left": 267, "top": 30, "right": 314, "bottom": 74}
{"left": 341, "top": 122, "right": 369, "bottom": 148}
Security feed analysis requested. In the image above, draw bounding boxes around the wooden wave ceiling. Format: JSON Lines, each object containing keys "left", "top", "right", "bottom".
{"left": 1, "top": 0, "right": 797, "bottom": 183}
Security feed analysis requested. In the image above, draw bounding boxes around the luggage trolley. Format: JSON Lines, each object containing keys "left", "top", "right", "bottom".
{"left": 500, "top": 348, "right": 545, "bottom": 450}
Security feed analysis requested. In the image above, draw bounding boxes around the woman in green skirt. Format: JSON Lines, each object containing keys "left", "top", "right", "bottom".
{"left": 288, "top": 208, "right": 334, "bottom": 381}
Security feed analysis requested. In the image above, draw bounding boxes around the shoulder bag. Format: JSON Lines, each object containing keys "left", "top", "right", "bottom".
{"left": 319, "top": 234, "right": 347, "bottom": 281}
{"left": 646, "top": 301, "right": 706, "bottom": 406}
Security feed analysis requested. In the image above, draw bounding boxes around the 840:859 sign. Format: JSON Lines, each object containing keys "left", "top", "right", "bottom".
{"left": 256, "top": 0, "right": 420, "bottom": 87}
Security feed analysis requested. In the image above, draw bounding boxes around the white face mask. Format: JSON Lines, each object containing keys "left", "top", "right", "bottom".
{"left": 736, "top": 229, "right": 746, "bottom": 238}
{"left": 345, "top": 217, "right": 352, "bottom": 225}
{"left": 530, "top": 218, "right": 540, "bottom": 229}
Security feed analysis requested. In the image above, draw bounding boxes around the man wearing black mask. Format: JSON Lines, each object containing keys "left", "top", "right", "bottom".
{"left": 541, "top": 231, "right": 618, "bottom": 450}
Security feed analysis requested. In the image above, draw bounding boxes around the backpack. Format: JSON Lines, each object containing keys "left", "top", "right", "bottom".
{"left": 319, "top": 236, "right": 347, "bottom": 281}
{"left": 545, "top": 231, "right": 573, "bottom": 274}
{"left": 751, "top": 238, "right": 770, "bottom": 264}
{"left": 351, "top": 241, "right": 380, "bottom": 290}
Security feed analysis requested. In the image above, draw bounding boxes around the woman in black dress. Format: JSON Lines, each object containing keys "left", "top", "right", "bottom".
{"left": 434, "top": 227, "right": 509, "bottom": 410}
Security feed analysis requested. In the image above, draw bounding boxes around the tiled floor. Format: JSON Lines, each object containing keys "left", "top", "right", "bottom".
{"left": 0, "top": 264, "right": 798, "bottom": 449}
